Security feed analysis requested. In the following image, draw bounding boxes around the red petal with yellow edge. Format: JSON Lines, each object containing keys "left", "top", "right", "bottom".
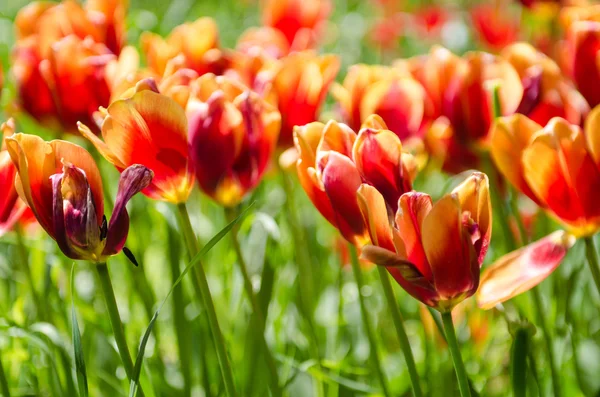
{"left": 357, "top": 184, "right": 394, "bottom": 251}
{"left": 93, "top": 88, "right": 193, "bottom": 203}
{"left": 422, "top": 193, "right": 479, "bottom": 304}
{"left": 477, "top": 231, "right": 575, "bottom": 310}
{"left": 522, "top": 118, "right": 600, "bottom": 231}
{"left": 396, "top": 192, "right": 433, "bottom": 281}
{"left": 353, "top": 124, "right": 410, "bottom": 211}
{"left": 320, "top": 151, "right": 367, "bottom": 244}
{"left": 585, "top": 104, "right": 600, "bottom": 167}
{"left": 451, "top": 172, "right": 492, "bottom": 265}
{"left": 490, "top": 114, "right": 542, "bottom": 204}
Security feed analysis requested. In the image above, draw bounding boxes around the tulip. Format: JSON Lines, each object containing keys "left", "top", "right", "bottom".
{"left": 358, "top": 172, "right": 491, "bottom": 311}
{"left": 491, "top": 107, "right": 600, "bottom": 236}
{"left": 12, "top": 35, "right": 117, "bottom": 133}
{"left": 236, "top": 26, "right": 291, "bottom": 59}
{"left": 294, "top": 115, "right": 417, "bottom": 246}
{"left": 414, "top": 5, "right": 449, "bottom": 36}
{"left": 477, "top": 230, "right": 576, "bottom": 309}
{"left": 5, "top": 132, "right": 152, "bottom": 262}
{"left": 470, "top": 3, "right": 520, "bottom": 50}
{"left": 187, "top": 74, "right": 281, "bottom": 206}
{"left": 261, "top": 0, "right": 331, "bottom": 50}
{"left": 502, "top": 42, "right": 589, "bottom": 126}
{"left": 332, "top": 64, "right": 429, "bottom": 139}
{"left": 141, "top": 17, "right": 225, "bottom": 77}
{"left": 0, "top": 123, "right": 28, "bottom": 237}
{"left": 273, "top": 51, "right": 339, "bottom": 146}
{"left": 79, "top": 79, "right": 195, "bottom": 204}
{"left": 559, "top": 7, "right": 600, "bottom": 107}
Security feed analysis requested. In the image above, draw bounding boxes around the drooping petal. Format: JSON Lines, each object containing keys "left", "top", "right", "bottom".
{"left": 103, "top": 164, "right": 154, "bottom": 256}
{"left": 477, "top": 231, "right": 576, "bottom": 310}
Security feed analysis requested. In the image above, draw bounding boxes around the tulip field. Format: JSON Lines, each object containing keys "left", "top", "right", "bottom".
{"left": 2, "top": 0, "right": 600, "bottom": 396}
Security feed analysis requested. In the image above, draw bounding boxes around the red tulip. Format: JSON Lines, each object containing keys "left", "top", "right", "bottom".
{"left": 0, "top": 122, "right": 28, "bottom": 237}
{"left": 6, "top": 132, "right": 152, "bottom": 261}
{"left": 79, "top": 80, "right": 195, "bottom": 204}
{"left": 470, "top": 3, "right": 520, "bottom": 50}
{"left": 187, "top": 74, "right": 281, "bottom": 206}
{"left": 359, "top": 172, "right": 491, "bottom": 311}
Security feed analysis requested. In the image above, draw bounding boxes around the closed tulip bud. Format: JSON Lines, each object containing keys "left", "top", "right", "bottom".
{"left": 294, "top": 116, "right": 416, "bottom": 246}
{"left": 187, "top": 74, "right": 281, "bottom": 206}
{"left": 6, "top": 132, "right": 152, "bottom": 262}
{"left": 79, "top": 79, "right": 195, "bottom": 204}
{"left": 141, "top": 17, "right": 225, "bottom": 77}
{"left": 359, "top": 172, "right": 491, "bottom": 312}
{"left": 491, "top": 105, "right": 600, "bottom": 236}
{"left": 273, "top": 52, "right": 339, "bottom": 146}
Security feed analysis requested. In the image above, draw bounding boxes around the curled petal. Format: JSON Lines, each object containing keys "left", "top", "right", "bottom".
{"left": 477, "top": 231, "right": 576, "bottom": 310}
{"left": 103, "top": 165, "right": 154, "bottom": 256}
{"left": 357, "top": 184, "right": 394, "bottom": 251}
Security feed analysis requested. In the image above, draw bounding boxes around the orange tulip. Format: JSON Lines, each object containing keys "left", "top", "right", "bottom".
{"left": 0, "top": 122, "right": 28, "bottom": 237}
{"left": 78, "top": 80, "right": 195, "bottom": 204}
{"left": 187, "top": 74, "right": 281, "bottom": 206}
{"left": 502, "top": 42, "right": 589, "bottom": 126}
{"left": 141, "top": 17, "right": 225, "bottom": 78}
{"left": 491, "top": 105, "right": 600, "bottom": 236}
{"left": 332, "top": 64, "right": 429, "bottom": 139}
{"left": 559, "top": 6, "right": 600, "bottom": 107}
{"left": 294, "top": 115, "right": 417, "bottom": 246}
{"left": 273, "top": 52, "right": 339, "bottom": 146}
{"left": 470, "top": 3, "right": 520, "bottom": 50}
{"left": 261, "top": 0, "right": 331, "bottom": 50}
{"left": 12, "top": 35, "right": 116, "bottom": 133}
{"left": 477, "top": 230, "right": 575, "bottom": 309}
{"left": 236, "top": 26, "right": 291, "bottom": 59}
{"left": 5, "top": 131, "right": 152, "bottom": 262}
{"left": 359, "top": 172, "right": 491, "bottom": 312}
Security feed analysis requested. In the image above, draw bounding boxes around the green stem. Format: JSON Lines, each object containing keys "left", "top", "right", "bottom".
{"left": 583, "top": 237, "right": 600, "bottom": 297}
{"left": 441, "top": 312, "right": 471, "bottom": 397}
{"left": 511, "top": 328, "right": 529, "bottom": 397}
{"left": 376, "top": 267, "right": 422, "bottom": 397}
{"left": 15, "top": 225, "right": 44, "bottom": 320}
{"left": 226, "top": 208, "right": 281, "bottom": 397}
{"left": 0, "top": 352, "right": 10, "bottom": 397}
{"left": 348, "top": 245, "right": 390, "bottom": 397}
{"left": 96, "top": 262, "right": 144, "bottom": 397}
{"left": 175, "top": 203, "right": 237, "bottom": 396}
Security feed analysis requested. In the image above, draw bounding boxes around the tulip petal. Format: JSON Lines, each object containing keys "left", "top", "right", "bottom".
{"left": 317, "top": 120, "right": 356, "bottom": 158}
{"left": 477, "top": 231, "right": 576, "bottom": 310}
{"left": 357, "top": 184, "right": 394, "bottom": 251}
{"left": 50, "top": 173, "right": 76, "bottom": 259}
{"left": 422, "top": 193, "right": 479, "bottom": 304}
{"left": 585, "top": 104, "right": 600, "bottom": 168}
{"left": 103, "top": 164, "right": 153, "bottom": 256}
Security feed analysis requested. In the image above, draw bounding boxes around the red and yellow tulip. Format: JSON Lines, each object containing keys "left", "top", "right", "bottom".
{"left": 359, "top": 172, "right": 491, "bottom": 311}
{"left": 5, "top": 130, "right": 152, "bottom": 262}
{"left": 187, "top": 74, "right": 281, "bottom": 206}
{"left": 294, "top": 115, "right": 417, "bottom": 246}
{"left": 0, "top": 122, "right": 28, "bottom": 237}
{"left": 79, "top": 80, "right": 195, "bottom": 204}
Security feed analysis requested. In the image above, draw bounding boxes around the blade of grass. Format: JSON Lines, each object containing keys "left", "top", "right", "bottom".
{"left": 128, "top": 205, "right": 252, "bottom": 397}
{"left": 70, "top": 264, "right": 88, "bottom": 397}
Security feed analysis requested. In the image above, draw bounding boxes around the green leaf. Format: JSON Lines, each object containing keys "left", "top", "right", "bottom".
{"left": 128, "top": 204, "right": 253, "bottom": 397}
{"left": 71, "top": 264, "right": 88, "bottom": 397}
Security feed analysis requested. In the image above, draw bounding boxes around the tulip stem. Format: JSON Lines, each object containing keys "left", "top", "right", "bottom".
{"left": 441, "top": 311, "right": 471, "bottom": 397}
{"left": 348, "top": 244, "right": 391, "bottom": 397}
{"left": 376, "top": 267, "right": 423, "bottom": 397}
{"left": 15, "top": 225, "right": 44, "bottom": 321}
{"left": 584, "top": 237, "right": 600, "bottom": 298}
{"left": 175, "top": 202, "right": 237, "bottom": 397}
{"left": 0, "top": 351, "right": 10, "bottom": 397}
{"left": 95, "top": 262, "right": 144, "bottom": 397}
{"left": 225, "top": 207, "right": 281, "bottom": 397}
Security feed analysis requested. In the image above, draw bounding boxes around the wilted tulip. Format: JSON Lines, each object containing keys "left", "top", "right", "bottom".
{"left": 333, "top": 64, "right": 429, "bottom": 139}
{"left": 261, "top": 0, "right": 331, "bottom": 50}
{"left": 5, "top": 132, "right": 152, "bottom": 261}
{"left": 273, "top": 52, "right": 339, "bottom": 146}
{"left": 294, "top": 115, "right": 417, "bottom": 245}
{"left": 79, "top": 80, "right": 195, "bottom": 204}
{"left": 477, "top": 230, "right": 576, "bottom": 309}
{"left": 559, "top": 7, "right": 600, "bottom": 107}
{"left": 141, "top": 17, "right": 225, "bottom": 77}
{"left": 502, "top": 42, "right": 589, "bottom": 126}
{"left": 359, "top": 172, "right": 491, "bottom": 311}
{"left": 491, "top": 106, "right": 600, "bottom": 236}
{"left": 187, "top": 74, "right": 281, "bottom": 206}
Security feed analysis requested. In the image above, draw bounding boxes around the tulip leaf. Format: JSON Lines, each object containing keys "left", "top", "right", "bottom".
{"left": 70, "top": 264, "right": 89, "bottom": 397}
{"left": 128, "top": 204, "right": 253, "bottom": 397}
